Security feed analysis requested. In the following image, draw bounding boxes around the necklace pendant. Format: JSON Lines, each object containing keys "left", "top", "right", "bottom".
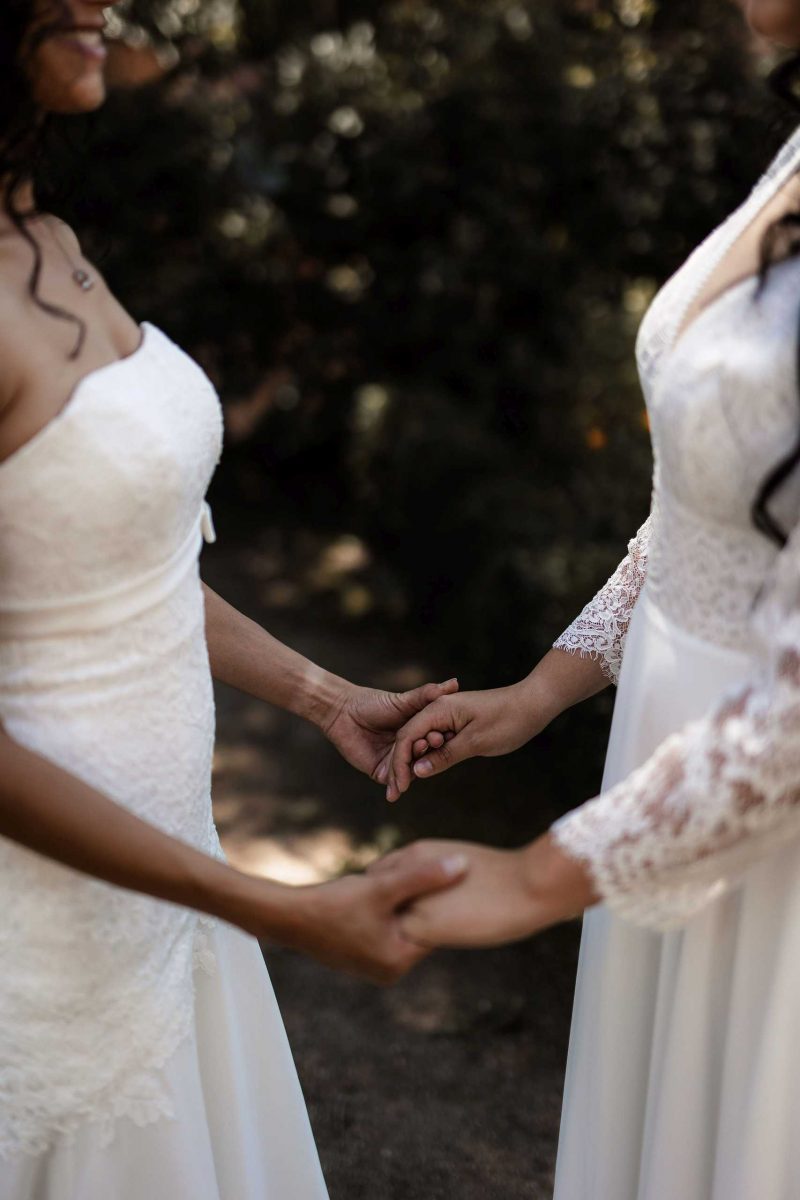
{"left": 73, "top": 268, "right": 94, "bottom": 292}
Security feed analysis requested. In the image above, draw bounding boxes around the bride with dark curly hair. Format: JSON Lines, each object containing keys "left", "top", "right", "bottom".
{"left": 0, "top": 4, "right": 469, "bottom": 1197}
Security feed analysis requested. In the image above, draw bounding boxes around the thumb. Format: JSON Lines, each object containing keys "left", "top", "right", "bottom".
{"left": 380, "top": 851, "right": 468, "bottom": 910}
{"left": 386, "top": 702, "right": 471, "bottom": 801}
{"left": 394, "top": 677, "right": 459, "bottom": 719}
{"left": 410, "top": 734, "right": 470, "bottom": 781}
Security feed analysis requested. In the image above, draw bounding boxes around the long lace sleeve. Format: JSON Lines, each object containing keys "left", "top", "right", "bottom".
{"left": 550, "top": 528, "right": 800, "bottom": 931}
{"left": 553, "top": 516, "right": 653, "bottom": 684}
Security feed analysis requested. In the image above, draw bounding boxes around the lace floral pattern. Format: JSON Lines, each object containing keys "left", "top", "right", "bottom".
{"left": 551, "top": 560, "right": 800, "bottom": 931}
{"left": 553, "top": 516, "right": 652, "bottom": 684}
{"left": 551, "top": 125, "right": 800, "bottom": 931}
{"left": 0, "top": 325, "right": 225, "bottom": 1159}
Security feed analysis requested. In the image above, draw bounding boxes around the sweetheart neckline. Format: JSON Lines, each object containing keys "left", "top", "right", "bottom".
{"left": 0, "top": 322, "right": 156, "bottom": 474}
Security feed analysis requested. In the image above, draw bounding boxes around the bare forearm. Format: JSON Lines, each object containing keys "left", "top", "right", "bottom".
{"left": 514, "top": 647, "right": 611, "bottom": 729}
{"left": 202, "top": 583, "right": 352, "bottom": 727}
{"left": 386, "top": 646, "right": 612, "bottom": 799}
{"left": 0, "top": 729, "right": 295, "bottom": 939}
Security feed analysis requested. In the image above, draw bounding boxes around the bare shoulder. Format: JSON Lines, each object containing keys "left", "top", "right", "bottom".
{"left": 50, "top": 216, "right": 83, "bottom": 257}
{"left": 0, "top": 214, "right": 92, "bottom": 411}
{"left": 0, "top": 278, "right": 30, "bottom": 411}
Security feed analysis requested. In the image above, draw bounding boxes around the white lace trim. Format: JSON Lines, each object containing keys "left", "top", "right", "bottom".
{"left": 552, "top": 597, "right": 800, "bottom": 930}
{"left": 553, "top": 516, "right": 652, "bottom": 684}
{"left": 0, "top": 919, "right": 219, "bottom": 1160}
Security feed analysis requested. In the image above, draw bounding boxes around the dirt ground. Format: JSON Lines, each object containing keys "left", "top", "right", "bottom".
{"left": 202, "top": 517, "right": 585, "bottom": 1199}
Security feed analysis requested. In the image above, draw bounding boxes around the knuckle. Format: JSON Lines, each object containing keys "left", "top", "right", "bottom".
{"left": 373, "top": 872, "right": 394, "bottom": 899}
{"left": 416, "top": 700, "right": 441, "bottom": 727}
{"left": 403, "top": 841, "right": 425, "bottom": 867}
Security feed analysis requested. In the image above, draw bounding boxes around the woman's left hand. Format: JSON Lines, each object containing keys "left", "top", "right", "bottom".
{"left": 368, "top": 835, "right": 600, "bottom": 948}
{"left": 322, "top": 679, "right": 459, "bottom": 784}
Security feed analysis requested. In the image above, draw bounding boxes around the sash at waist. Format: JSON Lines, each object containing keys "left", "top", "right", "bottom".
{"left": 0, "top": 501, "right": 217, "bottom": 640}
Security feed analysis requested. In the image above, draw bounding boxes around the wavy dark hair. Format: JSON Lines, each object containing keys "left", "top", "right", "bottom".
{"left": 1, "top": 0, "right": 87, "bottom": 358}
{"left": 753, "top": 53, "right": 800, "bottom": 546}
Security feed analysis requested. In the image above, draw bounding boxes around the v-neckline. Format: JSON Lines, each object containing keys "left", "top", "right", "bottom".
{"left": 666, "top": 126, "right": 800, "bottom": 366}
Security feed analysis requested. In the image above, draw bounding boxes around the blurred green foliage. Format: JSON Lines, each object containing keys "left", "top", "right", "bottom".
{"left": 46, "top": 0, "right": 792, "bottom": 684}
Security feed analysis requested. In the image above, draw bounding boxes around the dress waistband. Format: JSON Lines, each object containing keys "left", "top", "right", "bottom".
{"left": 0, "top": 501, "right": 217, "bottom": 640}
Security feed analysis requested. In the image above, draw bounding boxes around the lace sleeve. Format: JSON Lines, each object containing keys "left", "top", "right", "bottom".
{"left": 553, "top": 515, "right": 653, "bottom": 684}
{"left": 550, "top": 527, "right": 800, "bottom": 931}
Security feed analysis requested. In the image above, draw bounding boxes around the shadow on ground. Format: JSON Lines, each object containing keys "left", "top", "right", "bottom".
{"left": 203, "top": 516, "right": 591, "bottom": 1199}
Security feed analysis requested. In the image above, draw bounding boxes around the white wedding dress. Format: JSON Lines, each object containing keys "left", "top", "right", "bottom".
{"left": 0, "top": 325, "right": 328, "bottom": 1198}
{"left": 550, "top": 124, "right": 800, "bottom": 1199}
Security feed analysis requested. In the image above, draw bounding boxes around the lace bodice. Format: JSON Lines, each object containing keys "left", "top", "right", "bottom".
{"left": 551, "top": 124, "right": 800, "bottom": 929}
{"left": 0, "top": 323, "right": 224, "bottom": 1158}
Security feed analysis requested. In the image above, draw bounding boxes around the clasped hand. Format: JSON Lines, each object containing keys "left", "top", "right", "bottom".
{"left": 357, "top": 678, "right": 598, "bottom": 950}
{"left": 377, "top": 682, "right": 548, "bottom": 802}
{"left": 310, "top": 671, "right": 595, "bottom": 971}
{"left": 367, "top": 837, "right": 598, "bottom": 950}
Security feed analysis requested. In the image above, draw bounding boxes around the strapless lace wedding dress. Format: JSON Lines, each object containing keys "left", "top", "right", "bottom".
{"left": 0, "top": 324, "right": 328, "bottom": 1199}
{"left": 550, "top": 125, "right": 800, "bottom": 1199}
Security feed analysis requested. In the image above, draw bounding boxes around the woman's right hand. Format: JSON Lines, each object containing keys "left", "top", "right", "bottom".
{"left": 376, "top": 835, "right": 598, "bottom": 949}
{"left": 248, "top": 851, "right": 469, "bottom": 985}
{"left": 0, "top": 727, "right": 467, "bottom": 989}
{"left": 381, "top": 648, "right": 613, "bottom": 802}
{"left": 381, "top": 683, "right": 550, "bottom": 803}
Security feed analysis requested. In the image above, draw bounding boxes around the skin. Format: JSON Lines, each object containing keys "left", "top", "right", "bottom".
{"left": 389, "top": 0, "right": 800, "bottom": 950}
{"left": 0, "top": 0, "right": 467, "bottom": 986}
{"left": 746, "top": 0, "right": 800, "bottom": 45}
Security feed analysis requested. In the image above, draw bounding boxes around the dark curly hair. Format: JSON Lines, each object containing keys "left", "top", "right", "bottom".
{"left": 753, "top": 53, "right": 800, "bottom": 546}
{"left": 0, "top": 0, "right": 87, "bottom": 357}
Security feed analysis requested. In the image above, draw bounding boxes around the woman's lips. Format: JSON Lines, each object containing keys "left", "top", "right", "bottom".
{"left": 58, "top": 30, "right": 108, "bottom": 63}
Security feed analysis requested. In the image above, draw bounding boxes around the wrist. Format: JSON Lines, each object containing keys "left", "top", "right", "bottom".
{"left": 183, "top": 852, "right": 297, "bottom": 942}
{"left": 262, "top": 881, "right": 320, "bottom": 951}
{"left": 291, "top": 663, "right": 356, "bottom": 731}
{"left": 515, "top": 647, "right": 612, "bottom": 733}
{"left": 509, "top": 672, "right": 562, "bottom": 737}
{"left": 518, "top": 833, "right": 600, "bottom": 932}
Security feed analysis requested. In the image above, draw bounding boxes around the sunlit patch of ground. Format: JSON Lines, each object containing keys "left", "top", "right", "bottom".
{"left": 221, "top": 826, "right": 380, "bottom": 885}
{"left": 203, "top": 522, "right": 581, "bottom": 1199}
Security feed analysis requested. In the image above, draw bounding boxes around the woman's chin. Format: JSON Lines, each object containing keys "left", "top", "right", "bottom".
{"left": 746, "top": 1, "right": 800, "bottom": 46}
{"left": 34, "top": 74, "right": 107, "bottom": 114}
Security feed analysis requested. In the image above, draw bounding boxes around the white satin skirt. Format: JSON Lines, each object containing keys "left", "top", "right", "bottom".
{"left": 2, "top": 923, "right": 329, "bottom": 1200}
{"left": 553, "top": 586, "right": 800, "bottom": 1200}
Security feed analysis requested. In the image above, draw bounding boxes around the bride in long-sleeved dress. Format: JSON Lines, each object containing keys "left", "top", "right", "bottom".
{"left": 380, "top": 4, "right": 800, "bottom": 1196}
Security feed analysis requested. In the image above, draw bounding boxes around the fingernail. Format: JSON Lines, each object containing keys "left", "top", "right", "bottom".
{"left": 440, "top": 677, "right": 457, "bottom": 686}
{"left": 442, "top": 853, "right": 468, "bottom": 878}
{"left": 415, "top": 760, "right": 433, "bottom": 777}
{"left": 376, "top": 763, "right": 388, "bottom": 783}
